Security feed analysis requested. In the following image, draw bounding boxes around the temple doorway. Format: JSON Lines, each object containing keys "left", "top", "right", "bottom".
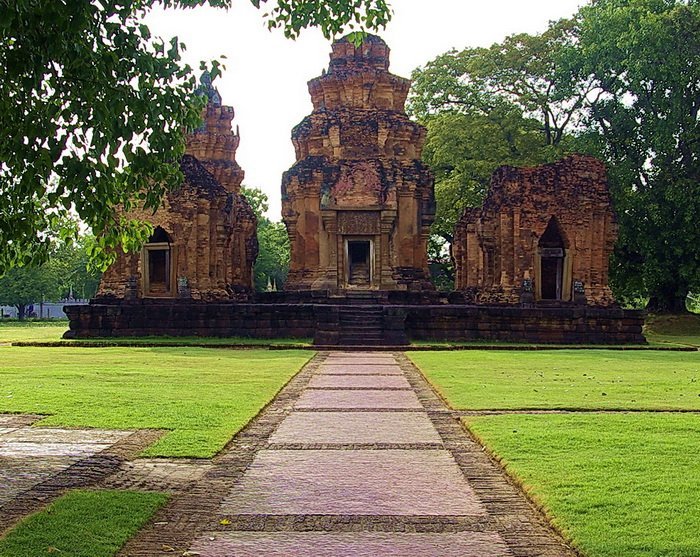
{"left": 346, "top": 239, "right": 372, "bottom": 288}
{"left": 143, "top": 227, "right": 174, "bottom": 297}
{"left": 538, "top": 218, "right": 566, "bottom": 301}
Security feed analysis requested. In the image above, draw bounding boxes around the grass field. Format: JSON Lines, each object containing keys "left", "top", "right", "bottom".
{"left": 0, "top": 347, "right": 311, "bottom": 457}
{"left": 0, "top": 321, "right": 310, "bottom": 346}
{"left": 467, "top": 413, "right": 700, "bottom": 557}
{"left": 409, "top": 350, "right": 700, "bottom": 410}
{"left": 0, "top": 490, "right": 167, "bottom": 557}
{"left": 411, "top": 344, "right": 700, "bottom": 557}
{"left": 644, "top": 313, "right": 700, "bottom": 347}
{"left": 0, "top": 321, "right": 69, "bottom": 343}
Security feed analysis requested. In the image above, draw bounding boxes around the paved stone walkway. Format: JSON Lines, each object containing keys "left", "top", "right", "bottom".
{"left": 117, "top": 352, "right": 575, "bottom": 556}
{"left": 0, "top": 414, "right": 165, "bottom": 533}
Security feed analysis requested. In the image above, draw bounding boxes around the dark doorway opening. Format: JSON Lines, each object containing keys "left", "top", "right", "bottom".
{"left": 145, "top": 226, "right": 173, "bottom": 296}
{"left": 347, "top": 240, "right": 371, "bottom": 287}
{"left": 148, "top": 249, "right": 170, "bottom": 292}
{"left": 538, "top": 218, "right": 566, "bottom": 301}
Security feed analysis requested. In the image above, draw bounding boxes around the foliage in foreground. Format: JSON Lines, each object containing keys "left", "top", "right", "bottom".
{"left": 466, "top": 413, "right": 700, "bottom": 557}
{"left": 0, "top": 347, "right": 311, "bottom": 457}
{"left": 0, "top": 490, "right": 167, "bottom": 557}
{"left": 409, "top": 350, "right": 700, "bottom": 410}
{"left": 0, "top": 0, "right": 391, "bottom": 273}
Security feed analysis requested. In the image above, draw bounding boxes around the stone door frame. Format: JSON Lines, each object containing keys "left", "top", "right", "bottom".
{"left": 142, "top": 242, "right": 177, "bottom": 298}
{"left": 342, "top": 236, "right": 376, "bottom": 290}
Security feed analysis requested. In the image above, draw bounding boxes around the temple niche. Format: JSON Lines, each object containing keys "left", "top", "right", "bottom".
{"left": 453, "top": 155, "right": 617, "bottom": 306}
{"left": 97, "top": 77, "right": 258, "bottom": 301}
{"left": 282, "top": 35, "right": 435, "bottom": 292}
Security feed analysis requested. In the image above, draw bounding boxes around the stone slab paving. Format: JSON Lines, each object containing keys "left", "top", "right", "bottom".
{"left": 307, "top": 374, "right": 411, "bottom": 389}
{"left": 0, "top": 417, "right": 159, "bottom": 534}
{"left": 269, "top": 411, "right": 442, "bottom": 445}
{"left": 295, "top": 388, "right": 423, "bottom": 410}
{"left": 318, "top": 364, "right": 404, "bottom": 375}
{"left": 221, "top": 449, "right": 484, "bottom": 516}
{"left": 191, "top": 531, "right": 513, "bottom": 557}
{"left": 0, "top": 421, "right": 132, "bottom": 508}
{"left": 118, "top": 352, "right": 575, "bottom": 557}
{"left": 102, "top": 459, "right": 214, "bottom": 493}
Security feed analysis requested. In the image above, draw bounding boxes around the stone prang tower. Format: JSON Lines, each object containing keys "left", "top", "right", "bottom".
{"left": 282, "top": 35, "right": 435, "bottom": 292}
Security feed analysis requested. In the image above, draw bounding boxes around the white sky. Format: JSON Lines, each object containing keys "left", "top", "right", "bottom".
{"left": 146, "top": 0, "right": 584, "bottom": 219}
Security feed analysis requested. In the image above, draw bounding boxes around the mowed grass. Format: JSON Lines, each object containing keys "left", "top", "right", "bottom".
{"left": 645, "top": 313, "right": 700, "bottom": 347}
{"left": 0, "top": 490, "right": 167, "bottom": 557}
{"left": 466, "top": 413, "right": 700, "bottom": 557}
{"left": 0, "top": 321, "right": 310, "bottom": 346}
{"left": 0, "top": 321, "right": 68, "bottom": 343}
{"left": 409, "top": 350, "right": 700, "bottom": 410}
{"left": 0, "top": 347, "right": 311, "bottom": 457}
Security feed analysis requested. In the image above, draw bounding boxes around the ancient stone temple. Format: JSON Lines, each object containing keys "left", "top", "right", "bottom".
{"left": 453, "top": 155, "right": 617, "bottom": 306}
{"left": 96, "top": 77, "right": 257, "bottom": 301}
{"left": 282, "top": 35, "right": 435, "bottom": 292}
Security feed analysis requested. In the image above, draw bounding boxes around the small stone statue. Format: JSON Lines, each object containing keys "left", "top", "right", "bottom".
{"left": 520, "top": 277, "right": 534, "bottom": 306}
{"left": 177, "top": 276, "right": 192, "bottom": 299}
{"left": 124, "top": 275, "right": 138, "bottom": 302}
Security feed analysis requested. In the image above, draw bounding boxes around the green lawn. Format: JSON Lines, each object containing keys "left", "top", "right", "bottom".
{"left": 0, "top": 321, "right": 310, "bottom": 346}
{"left": 466, "top": 413, "right": 700, "bottom": 557}
{"left": 411, "top": 348, "right": 700, "bottom": 557}
{"left": 0, "top": 490, "right": 167, "bottom": 557}
{"left": 645, "top": 313, "right": 700, "bottom": 347}
{"left": 0, "top": 347, "right": 311, "bottom": 457}
{"left": 0, "top": 321, "right": 68, "bottom": 343}
{"left": 409, "top": 350, "right": 700, "bottom": 410}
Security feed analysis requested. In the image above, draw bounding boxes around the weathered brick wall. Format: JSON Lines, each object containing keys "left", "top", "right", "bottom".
{"left": 65, "top": 302, "right": 316, "bottom": 339}
{"left": 454, "top": 155, "right": 617, "bottom": 306}
{"left": 65, "top": 301, "right": 645, "bottom": 345}
{"left": 404, "top": 306, "right": 644, "bottom": 344}
{"left": 282, "top": 35, "right": 435, "bottom": 292}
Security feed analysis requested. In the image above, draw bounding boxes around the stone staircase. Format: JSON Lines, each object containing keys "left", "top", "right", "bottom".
{"left": 349, "top": 263, "right": 371, "bottom": 287}
{"left": 337, "top": 306, "right": 385, "bottom": 345}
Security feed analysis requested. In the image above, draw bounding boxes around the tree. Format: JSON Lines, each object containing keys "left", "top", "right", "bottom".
{"left": 0, "top": 0, "right": 391, "bottom": 274}
{"left": 570, "top": 0, "right": 700, "bottom": 312}
{"left": 0, "top": 232, "right": 102, "bottom": 317}
{"left": 408, "top": 21, "right": 588, "bottom": 244}
{"left": 241, "top": 186, "right": 290, "bottom": 291}
{"left": 0, "top": 257, "right": 61, "bottom": 319}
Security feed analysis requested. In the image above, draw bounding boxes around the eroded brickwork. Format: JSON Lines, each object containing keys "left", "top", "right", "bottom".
{"left": 282, "top": 35, "right": 435, "bottom": 292}
{"left": 97, "top": 79, "right": 257, "bottom": 301}
{"left": 454, "top": 155, "right": 617, "bottom": 306}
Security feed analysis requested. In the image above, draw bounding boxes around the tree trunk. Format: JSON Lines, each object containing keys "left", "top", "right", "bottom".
{"left": 16, "top": 304, "right": 26, "bottom": 320}
{"left": 646, "top": 287, "right": 689, "bottom": 314}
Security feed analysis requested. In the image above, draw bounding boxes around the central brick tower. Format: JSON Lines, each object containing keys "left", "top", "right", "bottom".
{"left": 282, "top": 35, "right": 435, "bottom": 293}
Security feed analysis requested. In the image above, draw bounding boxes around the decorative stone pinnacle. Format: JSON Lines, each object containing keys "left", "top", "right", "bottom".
{"left": 196, "top": 71, "right": 222, "bottom": 107}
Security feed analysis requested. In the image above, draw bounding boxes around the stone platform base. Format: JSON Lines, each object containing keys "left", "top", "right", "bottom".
{"left": 64, "top": 300, "right": 645, "bottom": 345}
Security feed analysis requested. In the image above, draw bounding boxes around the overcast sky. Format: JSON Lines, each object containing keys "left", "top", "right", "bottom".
{"left": 146, "top": 0, "right": 584, "bottom": 219}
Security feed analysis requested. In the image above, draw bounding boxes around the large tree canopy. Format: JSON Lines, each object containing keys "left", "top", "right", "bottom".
{"left": 410, "top": 0, "right": 699, "bottom": 311}
{"left": 0, "top": 0, "right": 391, "bottom": 274}
{"left": 408, "top": 19, "right": 586, "bottom": 243}
{"left": 571, "top": 0, "right": 700, "bottom": 312}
